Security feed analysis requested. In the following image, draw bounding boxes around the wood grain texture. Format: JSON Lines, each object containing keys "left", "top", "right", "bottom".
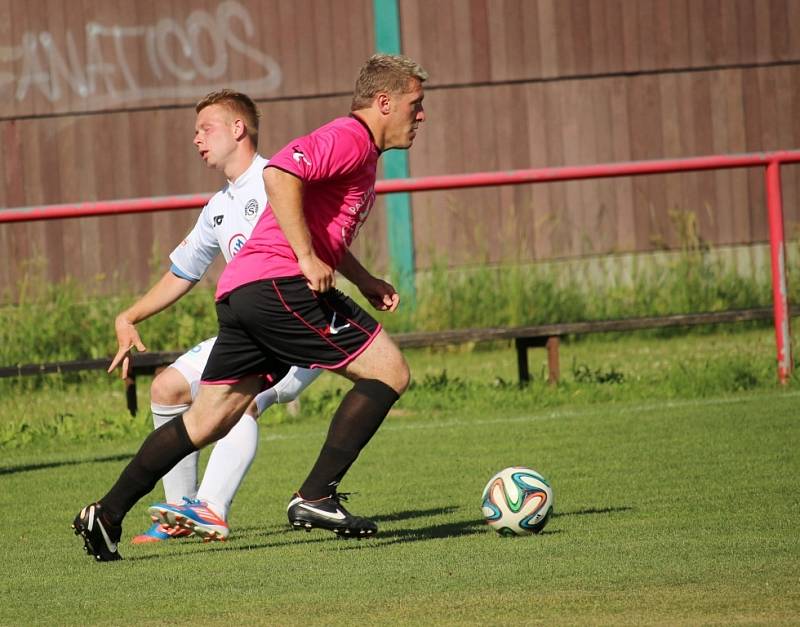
{"left": 1, "top": 0, "right": 798, "bottom": 296}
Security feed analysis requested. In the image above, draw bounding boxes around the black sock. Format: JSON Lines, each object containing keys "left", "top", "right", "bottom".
{"left": 299, "top": 379, "right": 399, "bottom": 500}
{"left": 99, "top": 415, "right": 198, "bottom": 525}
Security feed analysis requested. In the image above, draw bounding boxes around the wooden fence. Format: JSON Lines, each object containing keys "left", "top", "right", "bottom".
{"left": 1, "top": 0, "right": 799, "bottom": 295}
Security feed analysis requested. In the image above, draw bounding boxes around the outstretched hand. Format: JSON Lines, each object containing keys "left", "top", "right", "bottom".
{"left": 108, "top": 316, "right": 146, "bottom": 379}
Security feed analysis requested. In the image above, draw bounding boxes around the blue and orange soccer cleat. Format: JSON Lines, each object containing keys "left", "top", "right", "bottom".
{"left": 131, "top": 522, "right": 193, "bottom": 545}
{"left": 148, "top": 497, "right": 229, "bottom": 542}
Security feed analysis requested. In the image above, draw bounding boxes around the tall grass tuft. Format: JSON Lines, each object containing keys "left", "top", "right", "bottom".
{"left": 376, "top": 243, "right": 788, "bottom": 334}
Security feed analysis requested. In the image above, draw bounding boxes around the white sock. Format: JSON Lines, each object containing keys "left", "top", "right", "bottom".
{"left": 196, "top": 413, "right": 259, "bottom": 520}
{"left": 254, "top": 387, "right": 278, "bottom": 415}
{"left": 255, "top": 366, "right": 321, "bottom": 414}
{"left": 151, "top": 402, "right": 199, "bottom": 503}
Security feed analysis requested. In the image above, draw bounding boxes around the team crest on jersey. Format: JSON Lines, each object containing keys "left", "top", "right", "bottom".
{"left": 228, "top": 233, "right": 247, "bottom": 257}
{"left": 244, "top": 199, "right": 259, "bottom": 222}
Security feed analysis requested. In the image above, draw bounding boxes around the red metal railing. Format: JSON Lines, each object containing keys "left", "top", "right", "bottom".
{"left": 2, "top": 150, "right": 798, "bottom": 383}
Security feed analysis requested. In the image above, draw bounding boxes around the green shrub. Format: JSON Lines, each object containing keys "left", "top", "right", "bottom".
{"left": 1, "top": 242, "right": 796, "bottom": 364}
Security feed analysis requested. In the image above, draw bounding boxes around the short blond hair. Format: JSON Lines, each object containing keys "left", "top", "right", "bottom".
{"left": 351, "top": 54, "right": 429, "bottom": 111}
{"left": 196, "top": 89, "right": 260, "bottom": 148}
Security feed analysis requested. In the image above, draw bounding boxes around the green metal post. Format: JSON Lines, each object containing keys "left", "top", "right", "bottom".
{"left": 373, "top": 0, "right": 416, "bottom": 305}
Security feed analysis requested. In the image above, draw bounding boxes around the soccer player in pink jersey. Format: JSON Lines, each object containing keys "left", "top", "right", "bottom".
{"left": 106, "top": 90, "right": 322, "bottom": 545}
{"left": 73, "top": 54, "right": 428, "bottom": 561}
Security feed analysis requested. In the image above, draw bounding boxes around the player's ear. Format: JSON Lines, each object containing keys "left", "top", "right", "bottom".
{"left": 232, "top": 118, "right": 247, "bottom": 141}
{"left": 376, "top": 92, "right": 392, "bottom": 115}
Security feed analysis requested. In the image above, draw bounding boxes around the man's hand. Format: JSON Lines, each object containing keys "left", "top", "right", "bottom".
{"left": 108, "top": 314, "right": 147, "bottom": 379}
{"left": 299, "top": 254, "right": 336, "bottom": 292}
{"left": 105, "top": 271, "right": 195, "bottom": 379}
{"left": 336, "top": 250, "right": 399, "bottom": 311}
{"left": 358, "top": 276, "right": 400, "bottom": 312}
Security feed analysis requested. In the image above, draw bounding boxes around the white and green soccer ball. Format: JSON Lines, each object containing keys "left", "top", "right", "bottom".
{"left": 481, "top": 466, "right": 553, "bottom": 536}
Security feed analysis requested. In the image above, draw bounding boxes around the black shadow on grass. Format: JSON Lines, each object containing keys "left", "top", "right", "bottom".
{"left": 329, "top": 519, "right": 529, "bottom": 550}
{"left": 371, "top": 506, "right": 459, "bottom": 523}
{"left": 101, "top": 520, "right": 558, "bottom": 563}
{"left": 552, "top": 506, "right": 633, "bottom": 518}
{"left": 117, "top": 532, "right": 339, "bottom": 562}
{"left": 329, "top": 505, "right": 639, "bottom": 550}
{"left": 102, "top": 506, "right": 628, "bottom": 562}
{"left": 230, "top": 506, "right": 460, "bottom": 535}
{"left": 0, "top": 453, "right": 133, "bottom": 475}
{"left": 114, "top": 513, "right": 474, "bottom": 562}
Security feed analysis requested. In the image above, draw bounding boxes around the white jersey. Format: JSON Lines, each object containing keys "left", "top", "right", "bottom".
{"left": 170, "top": 154, "right": 269, "bottom": 280}
{"left": 165, "top": 152, "right": 322, "bottom": 398}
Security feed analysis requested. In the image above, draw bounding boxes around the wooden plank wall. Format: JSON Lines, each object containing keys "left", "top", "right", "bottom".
{"left": 0, "top": 0, "right": 798, "bottom": 296}
{"left": 0, "top": 0, "right": 375, "bottom": 295}
{"left": 402, "top": 0, "right": 800, "bottom": 268}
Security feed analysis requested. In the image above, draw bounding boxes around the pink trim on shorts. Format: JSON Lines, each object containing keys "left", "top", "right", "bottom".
{"left": 200, "top": 373, "right": 276, "bottom": 386}
{"left": 310, "top": 324, "right": 382, "bottom": 370}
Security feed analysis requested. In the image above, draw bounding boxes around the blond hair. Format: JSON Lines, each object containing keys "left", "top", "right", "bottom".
{"left": 196, "top": 89, "right": 260, "bottom": 148}
{"left": 351, "top": 54, "right": 429, "bottom": 111}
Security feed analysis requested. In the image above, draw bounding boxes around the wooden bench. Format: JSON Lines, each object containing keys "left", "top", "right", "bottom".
{"left": 0, "top": 307, "right": 777, "bottom": 416}
{"left": 396, "top": 307, "right": 776, "bottom": 385}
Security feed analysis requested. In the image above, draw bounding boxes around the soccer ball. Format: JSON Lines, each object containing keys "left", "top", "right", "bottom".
{"left": 481, "top": 466, "right": 553, "bottom": 535}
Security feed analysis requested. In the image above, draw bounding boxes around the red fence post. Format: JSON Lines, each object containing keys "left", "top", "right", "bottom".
{"left": 765, "top": 160, "right": 793, "bottom": 384}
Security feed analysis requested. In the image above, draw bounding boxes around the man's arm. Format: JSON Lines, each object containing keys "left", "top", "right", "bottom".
{"left": 338, "top": 250, "right": 400, "bottom": 312}
{"left": 263, "top": 166, "right": 335, "bottom": 292}
{"left": 108, "top": 271, "right": 196, "bottom": 378}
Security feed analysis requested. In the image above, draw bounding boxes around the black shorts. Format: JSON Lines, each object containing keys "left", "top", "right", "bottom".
{"left": 201, "top": 277, "right": 381, "bottom": 384}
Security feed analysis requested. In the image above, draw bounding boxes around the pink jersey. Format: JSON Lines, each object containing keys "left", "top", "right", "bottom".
{"left": 216, "top": 115, "right": 379, "bottom": 300}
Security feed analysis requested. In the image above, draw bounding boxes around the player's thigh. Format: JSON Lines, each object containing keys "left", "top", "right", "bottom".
{"left": 183, "top": 376, "right": 263, "bottom": 446}
{"left": 338, "top": 329, "right": 409, "bottom": 394}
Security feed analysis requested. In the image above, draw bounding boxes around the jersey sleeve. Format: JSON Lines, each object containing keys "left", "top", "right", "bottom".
{"left": 168, "top": 204, "right": 221, "bottom": 280}
{"left": 267, "top": 123, "right": 368, "bottom": 183}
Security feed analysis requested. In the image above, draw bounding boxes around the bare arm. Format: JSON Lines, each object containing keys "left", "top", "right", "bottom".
{"left": 108, "top": 271, "right": 196, "bottom": 378}
{"left": 263, "top": 166, "right": 335, "bottom": 292}
{"left": 339, "top": 250, "right": 400, "bottom": 312}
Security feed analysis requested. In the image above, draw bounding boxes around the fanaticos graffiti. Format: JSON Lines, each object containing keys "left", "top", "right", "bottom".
{"left": 0, "top": 1, "right": 282, "bottom": 106}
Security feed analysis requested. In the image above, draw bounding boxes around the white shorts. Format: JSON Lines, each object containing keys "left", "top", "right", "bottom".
{"left": 169, "top": 336, "right": 322, "bottom": 403}
{"left": 169, "top": 337, "right": 217, "bottom": 399}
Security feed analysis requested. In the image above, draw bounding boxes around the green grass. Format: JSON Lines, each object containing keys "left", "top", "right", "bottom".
{"left": 1, "top": 318, "right": 798, "bottom": 624}
{"left": 1, "top": 386, "right": 798, "bottom": 625}
{"left": 1, "top": 325, "right": 796, "bottom": 449}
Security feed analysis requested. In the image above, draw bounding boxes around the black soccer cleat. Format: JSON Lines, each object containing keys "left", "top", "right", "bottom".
{"left": 72, "top": 503, "right": 123, "bottom": 562}
{"left": 287, "top": 492, "right": 377, "bottom": 538}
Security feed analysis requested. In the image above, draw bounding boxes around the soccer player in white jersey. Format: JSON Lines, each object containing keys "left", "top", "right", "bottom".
{"left": 108, "top": 90, "right": 320, "bottom": 544}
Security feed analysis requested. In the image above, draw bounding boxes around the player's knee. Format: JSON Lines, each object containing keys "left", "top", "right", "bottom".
{"left": 398, "top": 362, "right": 411, "bottom": 395}
{"left": 389, "top": 355, "right": 411, "bottom": 395}
{"left": 150, "top": 370, "right": 191, "bottom": 406}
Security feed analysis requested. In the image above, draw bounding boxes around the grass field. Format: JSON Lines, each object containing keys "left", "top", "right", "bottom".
{"left": 1, "top": 357, "right": 798, "bottom": 624}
